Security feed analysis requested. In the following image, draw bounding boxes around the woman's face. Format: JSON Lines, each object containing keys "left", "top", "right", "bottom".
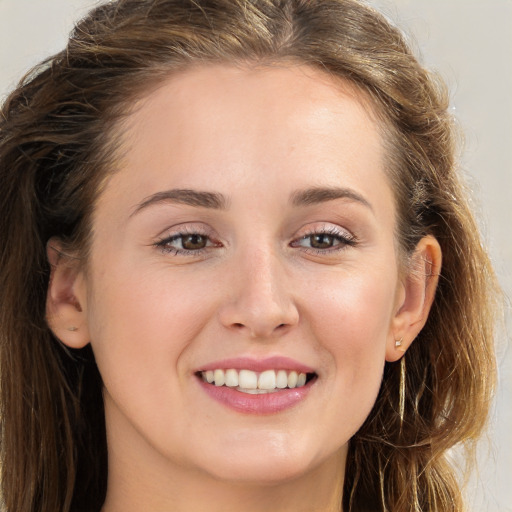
{"left": 73, "top": 65, "right": 407, "bottom": 484}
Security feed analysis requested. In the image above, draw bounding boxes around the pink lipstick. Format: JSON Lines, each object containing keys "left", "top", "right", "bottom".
{"left": 195, "top": 357, "right": 317, "bottom": 414}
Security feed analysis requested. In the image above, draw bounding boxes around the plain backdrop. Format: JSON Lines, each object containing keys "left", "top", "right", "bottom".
{"left": 1, "top": 0, "right": 511, "bottom": 510}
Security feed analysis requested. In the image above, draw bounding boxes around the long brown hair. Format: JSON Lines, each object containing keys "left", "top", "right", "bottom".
{"left": 0, "top": 1, "right": 498, "bottom": 511}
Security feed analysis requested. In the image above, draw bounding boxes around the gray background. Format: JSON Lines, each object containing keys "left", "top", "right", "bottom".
{"left": 1, "top": 0, "right": 510, "bottom": 510}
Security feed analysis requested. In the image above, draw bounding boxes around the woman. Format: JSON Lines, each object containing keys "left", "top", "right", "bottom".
{"left": 0, "top": 0, "right": 498, "bottom": 511}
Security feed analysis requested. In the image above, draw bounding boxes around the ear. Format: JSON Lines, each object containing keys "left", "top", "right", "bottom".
{"left": 46, "top": 238, "right": 90, "bottom": 349}
{"left": 386, "top": 235, "right": 442, "bottom": 362}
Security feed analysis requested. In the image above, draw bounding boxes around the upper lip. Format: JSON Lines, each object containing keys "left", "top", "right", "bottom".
{"left": 196, "top": 356, "right": 315, "bottom": 374}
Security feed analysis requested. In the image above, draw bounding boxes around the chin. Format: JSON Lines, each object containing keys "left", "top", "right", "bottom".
{"left": 192, "top": 438, "right": 335, "bottom": 486}
{"left": 205, "top": 458, "right": 312, "bottom": 486}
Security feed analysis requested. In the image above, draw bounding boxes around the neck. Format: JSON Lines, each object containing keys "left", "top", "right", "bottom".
{"left": 103, "top": 459, "right": 345, "bottom": 512}
{"left": 104, "top": 463, "right": 345, "bottom": 512}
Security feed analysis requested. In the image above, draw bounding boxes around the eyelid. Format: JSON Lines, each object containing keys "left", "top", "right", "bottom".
{"left": 295, "top": 222, "right": 356, "bottom": 240}
{"left": 153, "top": 223, "right": 221, "bottom": 256}
{"left": 154, "top": 221, "right": 219, "bottom": 240}
{"left": 151, "top": 221, "right": 357, "bottom": 258}
{"left": 290, "top": 223, "right": 358, "bottom": 253}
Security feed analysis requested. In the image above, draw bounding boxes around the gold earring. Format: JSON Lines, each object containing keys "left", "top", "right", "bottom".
{"left": 395, "top": 338, "right": 405, "bottom": 352}
{"left": 399, "top": 356, "right": 406, "bottom": 430}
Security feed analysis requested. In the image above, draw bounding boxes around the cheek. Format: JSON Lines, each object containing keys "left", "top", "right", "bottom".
{"left": 90, "top": 261, "right": 210, "bottom": 335}
{"left": 306, "top": 267, "right": 396, "bottom": 353}
{"left": 303, "top": 266, "right": 397, "bottom": 430}
{"left": 84, "top": 259, "right": 217, "bottom": 397}
{"left": 83, "top": 262, "right": 221, "bottom": 456}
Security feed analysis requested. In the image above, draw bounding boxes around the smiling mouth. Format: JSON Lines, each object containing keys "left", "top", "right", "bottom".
{"left": 197, "top": 369, "right": 317, "bottom": 394}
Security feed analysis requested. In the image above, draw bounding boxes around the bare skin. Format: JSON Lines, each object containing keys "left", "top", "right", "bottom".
{"left": 47, "top": 64, "right": 441, "bottom": 512}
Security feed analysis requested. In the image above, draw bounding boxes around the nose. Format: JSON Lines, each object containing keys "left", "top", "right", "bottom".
{"left": 218, "top": 247, "right": 299, "bottom": 339}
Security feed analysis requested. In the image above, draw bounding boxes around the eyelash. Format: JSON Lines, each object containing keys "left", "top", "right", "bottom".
{"left": 154, "top": 226, "right": 357, "bottom": 257}
{"left": 290, "top": 226, "right": 358, "bottom": 255}
{"left": 154, "top": 227, "right": 218, "bottom": 256}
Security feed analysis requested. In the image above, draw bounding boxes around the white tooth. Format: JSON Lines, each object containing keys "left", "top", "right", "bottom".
{"left": 238, "top": 369, "right": 258, "bottom": 389}
{"left": 258, "top": 370, "right": 277, "bottom": 390}
{"left": 288, "top": 371, "right": 298, "bottom": 389}
{"left": 276, "top": 370, "right": 288, "bottom": 389}
{"left": 238, "top": 388, "right": 276, "bottom": 394}
{"left": 225, "top": 369, "right": 238, "bottom": 387}
{"left": 297, "top": 372, "right": 307, "bottom": 387}
{"left": 205, "top": 370, "right": 214, "bottom": 383}
{"left": 214, "top": 369, "right": 225, "bottom": 386}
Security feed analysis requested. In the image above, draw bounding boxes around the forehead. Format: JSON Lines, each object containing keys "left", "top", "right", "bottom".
{"left": 98, "top": 63, "right": 392, "bottom": 222}
{"left": 123, "top": 63, "right": 382, "bottom": 145}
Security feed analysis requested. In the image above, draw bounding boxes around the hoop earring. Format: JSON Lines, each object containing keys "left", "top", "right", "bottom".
{"left": 399, "top": 356, "right": 406, "bottom": 430}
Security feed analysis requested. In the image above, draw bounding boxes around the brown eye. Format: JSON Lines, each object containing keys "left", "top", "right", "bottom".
{"left": 291, "top": 228, "right": 357, "bottom": 253}
{"left": 181, "top": 234, "right": 208, "bottom": 250}
{"left": 309, "top": 234, "right": 336, "bottom": 249}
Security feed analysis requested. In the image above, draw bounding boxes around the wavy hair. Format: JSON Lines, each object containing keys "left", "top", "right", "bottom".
{"left": 0, "top": 1, "right": 498, "bottom": 511}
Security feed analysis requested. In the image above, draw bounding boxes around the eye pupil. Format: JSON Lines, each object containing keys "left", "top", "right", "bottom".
{"left": 182, "top": 234, "right": 207, "bottom": 250}
{"left": 310, "top": 234, "right": 334, "bottom": 249}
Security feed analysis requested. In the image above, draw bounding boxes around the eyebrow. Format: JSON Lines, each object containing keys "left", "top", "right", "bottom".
{"left": 131, "top": 185, "right": 372, "bottom": 216}
{"left": 131, "top": 188, "right": 229, "bottom": 216}
{"left": 291, "top": 186, "right": 373, "bottom": 211}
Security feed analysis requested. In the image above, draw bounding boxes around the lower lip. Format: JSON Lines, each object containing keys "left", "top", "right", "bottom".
{"left": 197, "top": 378, "right": 314, "bottom": 414}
